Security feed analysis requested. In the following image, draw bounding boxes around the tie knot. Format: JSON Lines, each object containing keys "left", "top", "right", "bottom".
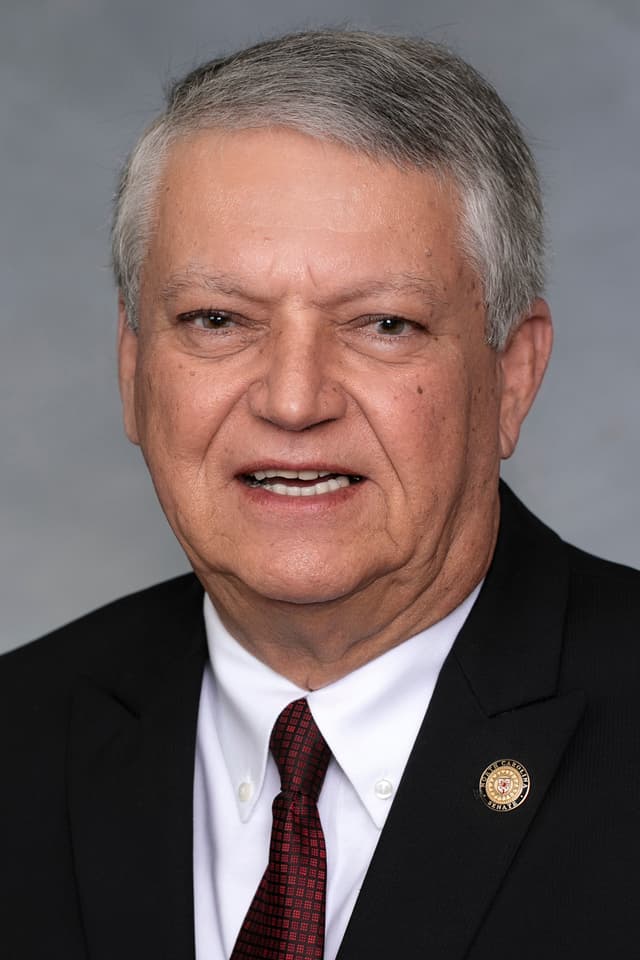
{"left": 270, "top": 698, "right": 330, "bottom": 801}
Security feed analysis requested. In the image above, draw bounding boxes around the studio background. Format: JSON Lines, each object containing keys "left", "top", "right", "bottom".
{"left": 2, "top": 0, "right": 638, "bottom": 653}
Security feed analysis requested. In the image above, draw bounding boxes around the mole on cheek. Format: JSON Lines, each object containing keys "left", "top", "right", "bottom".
{"left": 416, "top": 385, "right": 424, "bottom": 394}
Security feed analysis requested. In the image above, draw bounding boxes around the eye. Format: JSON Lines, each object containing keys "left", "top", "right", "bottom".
{"left": 178, "top": 308, "right": 236, "bottom": 330}
{"left": 369, "top": 315, "right": 416, "bottom": 336}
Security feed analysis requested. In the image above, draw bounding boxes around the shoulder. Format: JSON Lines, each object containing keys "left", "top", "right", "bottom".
{"left": 558, "top": 530, "right": 640, "bottom": 642}
{"left": 498, "top": 481, "right": 640, "bottom": 671}
{"left": 0, "top": 572, "right": 204, "bottom": 703}
{"left": 501, "top": 481, "right": 639, "bottom": 611}
{"left": 560, "top": 544, "right": 640, "bottom": 688}
{"left": 566, "top": 541, "right": 639, "bottom": 600}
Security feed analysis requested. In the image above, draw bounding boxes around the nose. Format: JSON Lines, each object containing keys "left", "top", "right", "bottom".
{"left": 247, "top": 322, "right": 347, "bottom": 431}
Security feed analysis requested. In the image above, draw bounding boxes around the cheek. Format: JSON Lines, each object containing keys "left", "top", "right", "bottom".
{"left": 371, "top": 360, "right": 496, "bottom": 499}
{"left": 384, "top": 370, "right": 470, "bottom": 457}
{"left": 469, "top": 363, "right": 501, "bottom": 435}
{"left": 134, "top": 353, "right": 237, "bottom": 466}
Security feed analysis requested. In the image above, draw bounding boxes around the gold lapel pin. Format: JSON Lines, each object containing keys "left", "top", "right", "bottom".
{"left": 479, "top": 759, "right": 531, "bottom": 812}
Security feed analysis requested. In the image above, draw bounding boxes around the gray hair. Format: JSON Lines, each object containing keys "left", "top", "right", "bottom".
{"left": 112, "top": 29, "right": 545, "bottom": 348}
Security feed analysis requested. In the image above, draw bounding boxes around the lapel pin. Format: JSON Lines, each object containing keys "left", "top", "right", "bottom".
{"left": 479, "top": 759, "right": 530, "bottom": 812}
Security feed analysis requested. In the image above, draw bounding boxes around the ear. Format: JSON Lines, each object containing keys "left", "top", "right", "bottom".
{"left": 117, "top": 298, "right": 140, "bottom": 445}
{"left": 498, "top": 298, "right": 553, "bottom": 460}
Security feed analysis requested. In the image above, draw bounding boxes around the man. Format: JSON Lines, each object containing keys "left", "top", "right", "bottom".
{"left": 2, "top": 29, "right": 638, "bottom": 960}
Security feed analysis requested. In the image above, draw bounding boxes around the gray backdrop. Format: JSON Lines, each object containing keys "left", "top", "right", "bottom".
{"left": 2, "top": 0, "right": 638, "bottom": 653}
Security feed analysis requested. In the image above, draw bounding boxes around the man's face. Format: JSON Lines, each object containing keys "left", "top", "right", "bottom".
{"left": 120, "top": 128, "right": 545, "bottom": 616}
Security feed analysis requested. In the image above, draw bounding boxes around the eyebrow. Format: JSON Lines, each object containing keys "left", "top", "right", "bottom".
{"left": 159, "top": 270, "right": 252, "bottom": 303}
{"left": 158, "top": 268, "right": 441, "bottom": 308}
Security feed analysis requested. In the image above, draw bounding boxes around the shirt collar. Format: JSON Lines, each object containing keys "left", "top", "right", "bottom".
{"left": 203, "top": 584, "right": 481, "bottom": 829}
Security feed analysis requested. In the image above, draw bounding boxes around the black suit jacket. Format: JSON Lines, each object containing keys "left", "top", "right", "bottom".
{"left": 2, "top": 484, "right": 639, "bottom": 959}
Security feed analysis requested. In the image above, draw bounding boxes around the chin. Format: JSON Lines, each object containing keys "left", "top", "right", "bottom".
{"left": 249, "top": 573, "right": 362, "bottom": 607}
{"left": 228, "top": 554, "right": 376, "bottom": 608}
{"left": 258, "top": 585, "right": 354, "bottom": 607}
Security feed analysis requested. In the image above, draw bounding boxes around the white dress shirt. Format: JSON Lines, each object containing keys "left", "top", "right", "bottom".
{"left": 193, "top": 584, "right": 481, "bottom": 960}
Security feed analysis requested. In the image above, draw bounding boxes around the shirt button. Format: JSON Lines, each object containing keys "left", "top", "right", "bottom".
{"left": 238, "top": 782, "right": 254, "bottom": 802}
{"left": 374, "top": 778, "right": 394, "bottom": 800}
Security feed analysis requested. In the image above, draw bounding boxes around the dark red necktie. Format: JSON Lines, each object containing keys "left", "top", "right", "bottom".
{"left": 231, "top": 697, "right": 331, "bottom": 960}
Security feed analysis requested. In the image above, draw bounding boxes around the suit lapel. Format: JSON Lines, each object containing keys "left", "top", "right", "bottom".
{"left": 337, "top": 485, "right": 586, "bottom": 960}
{"left": 67, "top": 583, "right": 206, "bottom": 960}
{"left": 66, "top": 487, "right": 585, "bottom": 960}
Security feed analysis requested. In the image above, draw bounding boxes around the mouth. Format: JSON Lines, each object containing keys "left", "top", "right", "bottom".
{"left": 240, "top": 468, "right": 364, "bottom": 498}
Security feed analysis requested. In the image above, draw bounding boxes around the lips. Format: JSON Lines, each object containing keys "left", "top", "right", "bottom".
{"left": 241, "top": 468, "right": 364, "bottom": 497}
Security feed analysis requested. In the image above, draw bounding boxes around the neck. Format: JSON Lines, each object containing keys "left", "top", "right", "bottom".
{"left": 198, "top": 512, "right": 498, "bottom": 689}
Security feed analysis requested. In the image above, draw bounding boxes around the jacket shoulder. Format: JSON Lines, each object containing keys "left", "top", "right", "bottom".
{"left": 566, "top": 541, "right": 639, "bottom": 586}
{"left": 562, "top": 543, "right": 640, "bottom": 666}
{"left": 501, "top": 481, "right": 640, "bottom": 611}
{"left": 0, "top": 573, "right": 204, "bottom": 689}
{"left": 564, "top": 541, "right": 640, "bottom": 627}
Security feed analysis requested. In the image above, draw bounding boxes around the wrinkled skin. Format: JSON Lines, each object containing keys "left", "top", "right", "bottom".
{"left": 119, "top": 128, "right": 552, "bottom": 687}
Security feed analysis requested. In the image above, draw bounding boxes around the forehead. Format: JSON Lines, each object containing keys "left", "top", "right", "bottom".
{"left": 144, "top": 127, "right": 469, "bottom": 302}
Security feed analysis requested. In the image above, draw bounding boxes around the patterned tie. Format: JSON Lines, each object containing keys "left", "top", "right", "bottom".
{"left": 231, "top": 697, "right": 331, "bottom": 960}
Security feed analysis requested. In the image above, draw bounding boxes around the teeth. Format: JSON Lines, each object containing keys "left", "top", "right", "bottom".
{"left": 298, "top": 470, "right": 329, "bottom": 480}
{"left": 270, "top": 483, "right": 293, "bottom": 495}
{"left": 259, "top": 475, "right": 352, "bottom": 497}
{"left": 252, "top": 469, "right": 332, "bottom": 481}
